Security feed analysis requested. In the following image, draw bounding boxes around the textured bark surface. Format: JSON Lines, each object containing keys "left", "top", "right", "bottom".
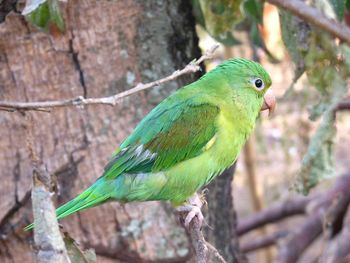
{"left": 0, "top": 1, "right": 200, "bottom": 262}
{"left": 205, "top": 164, "right": 247, "bottom": 263}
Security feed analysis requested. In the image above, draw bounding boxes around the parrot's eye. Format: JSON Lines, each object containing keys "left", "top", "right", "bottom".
{"left": 253, "top": 78, "right": 264, "bottom": 90}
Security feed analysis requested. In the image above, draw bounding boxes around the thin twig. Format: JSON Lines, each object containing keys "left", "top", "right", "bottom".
{"left": 0, "top": 44, "right": 219, "bottom": 112}
{"left": 267, "top": 0, "right": 350, "bottom": 45}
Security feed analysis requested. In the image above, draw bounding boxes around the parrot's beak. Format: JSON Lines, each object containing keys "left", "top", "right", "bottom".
{"left": 261, "top": 90, "right": 276, "bottom": 116}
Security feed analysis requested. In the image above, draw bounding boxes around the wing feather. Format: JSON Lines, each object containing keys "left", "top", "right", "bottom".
{"left": 103, "top": 99, "right": 220, "bottom": 179}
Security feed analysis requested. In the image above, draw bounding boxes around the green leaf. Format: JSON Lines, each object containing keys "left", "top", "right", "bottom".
{"left": 210, "top": 2, "right": 226, "bottom": 15}
{"left": 330, "top": 0, "right": 346, "bottom": 21}
{"left": 48, "top": 0, "right": 65, "bottom": 31}
{"left": 192, "top": 0, "right": 206, "bottom": 28}
{"left": 242, "top": 0, "right": 263, "bottom": 24}
{"left": 25, "top": 0, "right": 65, "bottom": 32}
{"left": 346, "top": 0, "right": 350, "bottom": 11}
{"left": 26, "top": 2, "right": 50, "bottom": 29}
{"left": 193, "top": 0, "right": 244, "bottom": 46}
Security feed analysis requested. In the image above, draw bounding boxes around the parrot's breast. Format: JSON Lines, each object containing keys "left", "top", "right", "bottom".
{"left": 156, "top": 106, "right": 253, "bottom": 205}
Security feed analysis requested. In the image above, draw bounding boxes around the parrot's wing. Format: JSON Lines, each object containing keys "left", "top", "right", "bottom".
{"left": 103, "top": 100, "right": 220, "bottom": 179}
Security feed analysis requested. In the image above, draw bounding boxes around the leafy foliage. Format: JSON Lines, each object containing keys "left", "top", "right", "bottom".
{"left": 23, "top": 0, "right": 64, "bottom": 32}
{"left": 329, "top": 0, "right": 346, "bottom": 21}
{"left": 280, "top": 10, "right": 311, "bottom": 82}
{"left": 280, "top": 4, "right": 350, "bottom": 194}
{"left": 193, "top": 0, "right": 244, "bottom": 45}
{"left": 242, "top": 0, "right": 278, "bottom": 61}
{"left": 194, "top": 0, "right": 350, "bottom": 194}
{"left": 192, "top": 0, "right": 275, "bottom": 61}
{"left": 242, "top": 0, "right": 263, "bottom": 24}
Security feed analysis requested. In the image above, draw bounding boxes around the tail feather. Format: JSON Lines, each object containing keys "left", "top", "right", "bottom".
{"left": 56, "top": 194, "right": 109, "bottom": 220}
{"left": 25, "top": 180, "right": 111, "bottom": 231}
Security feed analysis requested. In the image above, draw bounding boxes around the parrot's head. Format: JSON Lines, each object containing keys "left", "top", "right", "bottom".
{"left": 217, "top": 58, "right": 275, "bottom": 116}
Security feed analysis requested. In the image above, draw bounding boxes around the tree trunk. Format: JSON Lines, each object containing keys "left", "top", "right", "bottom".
{"left": 205, "top": 164, "right": 247, "bottom": 263}
{"left": 0, "top": 1, "right": 200, "bottom": 262}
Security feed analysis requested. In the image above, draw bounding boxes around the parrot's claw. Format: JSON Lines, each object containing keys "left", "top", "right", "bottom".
{"left": 177, "top": 192, "right": 205, "bottom": 228}
{"left": 177, "top": 205, "right": 204, "bottom": 228}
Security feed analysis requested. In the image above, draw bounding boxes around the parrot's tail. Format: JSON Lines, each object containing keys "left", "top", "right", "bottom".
{"left": 24, "top": 179, "right": 111, "bottom": 231}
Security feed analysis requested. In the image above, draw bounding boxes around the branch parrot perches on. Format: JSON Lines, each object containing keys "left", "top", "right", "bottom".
{"left": 25, "top": 58, "right": 275, "bottom": 230}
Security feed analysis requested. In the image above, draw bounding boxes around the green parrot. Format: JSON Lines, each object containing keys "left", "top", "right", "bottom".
{"left": 26, "top": 58, "right": 274, "bottom": 230}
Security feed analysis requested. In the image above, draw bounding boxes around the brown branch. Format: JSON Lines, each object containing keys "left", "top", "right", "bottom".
{"left": 323, "top": 191, "right": 350, "bottom": 240}
{"left": 0, "top": 44, "right": 219, "bottom": 112}
{"left": 238, "top": 175, "right": 350, "bottom": 261}
{"left": 189, "top": 217, "right": 209, "bottom": 263}
{"left": 237, "top": 196, "right": 311, "bottom": 236}
{"left": 31, "top": 164, "right": 70, "bottom": 263}
{"left": 240, "top": 230, "right": 289, "bottom": 253}
{"left": 205, "top": 164, "right": 247, "bottom": 262}
{"left": 319, "top": 206, "right": 350, "bottom": 263}
{"left": 273, "top": 211, "right": 323, "bottom": 263}
{"left": 188, "top": 217, "right": 227, "bottom": 263}
{"left": 273, "top": 175, "right": 350, "bottom": 263}
{"left": 337, "top": 99, "right": 350, "bottom": 111}
{"left": 240, "top": 192, "right": 350, "bottom": 254}
{"left": 206, "top": 242, "right": 228, "bottom": 263}
{"left": 266, "top": 0, "right": 350, "bottom": 45}
{"left": 180, "top": 192, "right": 227, "bottom": 263}
{"left": 26, "top": 114, "right": 70, "bottom": 263}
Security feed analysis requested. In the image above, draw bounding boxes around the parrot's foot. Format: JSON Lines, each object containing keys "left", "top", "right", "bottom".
{"left": 177, "top": 204, "right": 204, "bottom": 228}
{"left": 177, "top": 193, "right": 204, "bottom": 228}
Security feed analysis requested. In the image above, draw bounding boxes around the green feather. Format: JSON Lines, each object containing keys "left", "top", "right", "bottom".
{"left": 25, "top": 58, "right": 272, "bottom": 230}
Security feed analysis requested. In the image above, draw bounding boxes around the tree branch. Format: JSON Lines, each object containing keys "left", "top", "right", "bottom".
{"left": 26, "top": 114, "right": 70, "bottom": 263}
{"left": 31, "top": 164, "right": 70, "bottom": 263}
{"left": 273, "top": 210, "right": 323, "bottom": 263}
{"left": 337, "top": 98, "right": 350, "bottom": 111}
{"left": 188, "top": 217, "right": 227, "bottom": 263}
{"left": 188, "top": 217, "right": 208, "bottom": 263}
{"left": 273, "top": 175, "right": 350, "bottom": 263}
{"left": 205, "top": 164, "right": 247, "bottom": 262}
{"left": 267, "top": 0, "right": 350, "bottom": 45}
{"left": 237, "top": 196, "right": 311, "bottom": 236}
{"left": 0, "top": 44, "right": 219, "bottom": 112}
{"left": 319, "top": 206, "right": 350, "bottom": 263}
{"left": 240, "top": 230, "right": 289, "bottom": 253}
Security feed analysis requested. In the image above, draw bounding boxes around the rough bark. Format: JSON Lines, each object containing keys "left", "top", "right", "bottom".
{"left": 0, "top": 1, "right": 200, "bottom": 262}
{"left": 205, "top": 164, "right": 247, "bottom": 263}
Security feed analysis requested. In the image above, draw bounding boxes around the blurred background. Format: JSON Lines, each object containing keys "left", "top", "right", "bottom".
{"left": 1, "top": 0, "right": 350, "bottom": 262}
